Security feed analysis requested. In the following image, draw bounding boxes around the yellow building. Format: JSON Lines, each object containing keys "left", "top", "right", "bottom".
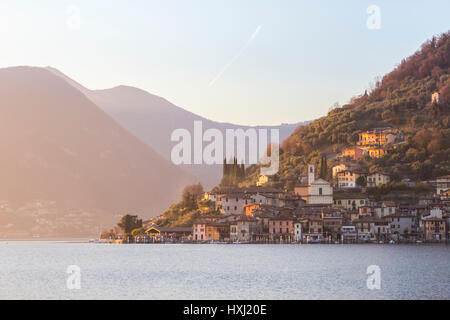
{"left": 256, "top": 174, "right": 271, "bottom": 186}
{"left": 333, "top": 193, "right": 369, "bottom": 210}
{"left": 145, "top": 225, "right": 161, "bottom": 239}
{"left": 367, "top": 147, "right": 387, "bottom": 158}
{"left": 358, "top": 130, "right": 396, "bottom": 146}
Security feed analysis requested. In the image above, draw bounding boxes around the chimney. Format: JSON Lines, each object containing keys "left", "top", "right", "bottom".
{"left": 308, "top": 164, "right": 315, "bottom": 185}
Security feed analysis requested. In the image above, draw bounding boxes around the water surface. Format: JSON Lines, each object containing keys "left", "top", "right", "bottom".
{"left": 0, "top": 242, "right": 448, "bottom": 299}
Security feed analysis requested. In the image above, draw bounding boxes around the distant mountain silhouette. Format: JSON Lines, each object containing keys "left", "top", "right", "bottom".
{"left": 47, "top": 67, "right": 307, "bottom": 188}
{"left": 0, "top": 66, "right": 194, "bottom": 217}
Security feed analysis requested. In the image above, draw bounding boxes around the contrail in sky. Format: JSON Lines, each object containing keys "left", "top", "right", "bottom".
{"left": 209, "top": 25, "right": 262, "bottom": 87}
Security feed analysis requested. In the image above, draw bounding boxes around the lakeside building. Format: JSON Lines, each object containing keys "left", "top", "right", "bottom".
{"left": 230, "top": 215, "right": 258, "bottom": 242}
{"left": 301, "top": 215, "right": 323, "bottom": 243}
{"left": 386, "top": 213, "right": 418, "bottom": 240}
{"left": 354, "top": 217, "right": 390, "bottom": 242}
{"left": 421, "top": 208, "right": 447, "bottom": 241}
{"left": 340, "top": 225, "right": 358, "bottom": 243}
{"left": 269, "top": 215, "right": 295, "bottom": 241}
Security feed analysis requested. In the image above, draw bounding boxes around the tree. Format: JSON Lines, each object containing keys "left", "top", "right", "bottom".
{"left": 131, "top": 227, "right": 145, "bottom": 237}
{"left": 356, "top": 176, "right": 367, "bottom": 187}
{"left": 117, "top": 214, "right": 142, "bottom": 237}
{"left": 319, "top": 155, "right": 328, "bottom": 180}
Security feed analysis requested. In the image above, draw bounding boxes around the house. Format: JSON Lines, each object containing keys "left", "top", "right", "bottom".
{"left": 322, "top": 215, "right": 343, "bottom": 241}
{"left": 359, "top": 206, "right": 375, "bottom": 218}
{"left": 294, "top": 164, "right": 333, "bottom": 205}
{"left": 422, "top": 218, "right": 446, "bottom": 241}
{"left": 230, "top": 215, "right": 258, "bottom": 242}
{"left": 431, "top": 91, "right": 442, "bottom": 105}
{"left": 332, "top": 163, "right": 354, "bottom": 178}
{"left": 214, "top": 187, "right": 283, "bottom": 214}
{"left": 269, "top": 216, "right": 295, "bottom": 241}
{"left": 354, "top": 218, "right": 390, "bottom": 242}
{"left": 436, "top": 175, "right": 450, "bottom": 195}
{"left": 421, "top": 208, "right": 447, "bottom": 241}
{"left": 358, "top": 129, "right": 396, "bottom": 146}
{"left": 371, "top": 219, "right": 391, "bottom": 241}
{"left": 333, "top": 193, "right": 369, "bottom": 210}
{"left": 366, "top": 172, "right": 390, "bottom": 187}
{"left": 366, "top": 147, "right": 388, "bottom": 158}
{"left": 340, "top": 226, "right": 357, "bottom": 243}
{"left": 256, "top": 174, "right": 272, "bottom": 186}
{"left": 202, "top": 192, "right": 216, "bottom": 202}
{"left": 386, "top": 214, "right": 418, "bottom": 239}
{"left": 335, "top": 168, "right": 366, "bottom": 188}
{"left": 205, "top": 222, "right": 229, "bottom": 241}
{"left": 193, "top": 221, "right": 207, "bottom": 241}
{"left": 263, "top": 193, "right": 305, "bottom": 208}
{"left": 374, "top": 201, "right": 397, "bottom": 217}
{"left": 244, "top": 204, "right": 260, "bottom": 217}
{"left": 341, "top": 148, "right": 365, "bottom": 160}
{"left": 302, "top": 216, "right": 323, "bottom": 243}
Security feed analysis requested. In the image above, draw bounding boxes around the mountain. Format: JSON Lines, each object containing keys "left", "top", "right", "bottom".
{"left": 243, "top": 31, "right": 450, "bottom": 189}
{"left": 0, "top": 67, "right": 194, "bottom": 220}
{"left": 47, "top": 67, "right": 306, "bottom": 188}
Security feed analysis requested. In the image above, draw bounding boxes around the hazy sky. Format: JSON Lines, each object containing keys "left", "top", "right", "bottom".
{"left": 0, "top": 0, "right": 449, "bottom": 125}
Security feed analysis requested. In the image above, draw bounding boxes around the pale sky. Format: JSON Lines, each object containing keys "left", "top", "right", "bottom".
{"left": 0, "top": 0, "right": 449, "bottom": 125}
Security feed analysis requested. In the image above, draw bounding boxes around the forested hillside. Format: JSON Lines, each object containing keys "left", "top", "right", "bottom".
{"left": 243, "top": 31, "right": 450, "bottom": 190}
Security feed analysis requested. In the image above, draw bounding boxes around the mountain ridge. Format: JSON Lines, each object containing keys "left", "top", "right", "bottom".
{"left": 0, "top": 66, "right": 195, "bottom": 218}
{"left": 46, "top": 66, "right": 308, "bottom": 187}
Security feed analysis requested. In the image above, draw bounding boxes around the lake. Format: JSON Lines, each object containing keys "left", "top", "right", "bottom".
{"left": 0, "top": 241, "right": 449, "bottom": 299}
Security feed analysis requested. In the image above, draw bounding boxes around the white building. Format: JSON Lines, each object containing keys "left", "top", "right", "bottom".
{"left": 294, "top": 221, "right": 302, "bottom": 242}
{"left": 436, "top": 175, "right": 450, "bottom": 195}
{"left": 366, "top": 172, "right": 390, "bottom": 187}
{"left": 294, "top": 164, "right": 333, "bottom": 205}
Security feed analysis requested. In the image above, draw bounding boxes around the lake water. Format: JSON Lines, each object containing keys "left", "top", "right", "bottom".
{"left": 0, "top": 241, "right": 449, "bottom": 299}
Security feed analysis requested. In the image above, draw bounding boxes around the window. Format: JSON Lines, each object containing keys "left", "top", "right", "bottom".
{"left": 319, "top": 188, "right": 322, "bottom": 195}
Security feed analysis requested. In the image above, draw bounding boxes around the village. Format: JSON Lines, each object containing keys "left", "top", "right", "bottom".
{"left": 94, "top": 92, "right": 449, "bottom": 245}
{"left": 105, "top": 121, "right": 450, "bottom": 245}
